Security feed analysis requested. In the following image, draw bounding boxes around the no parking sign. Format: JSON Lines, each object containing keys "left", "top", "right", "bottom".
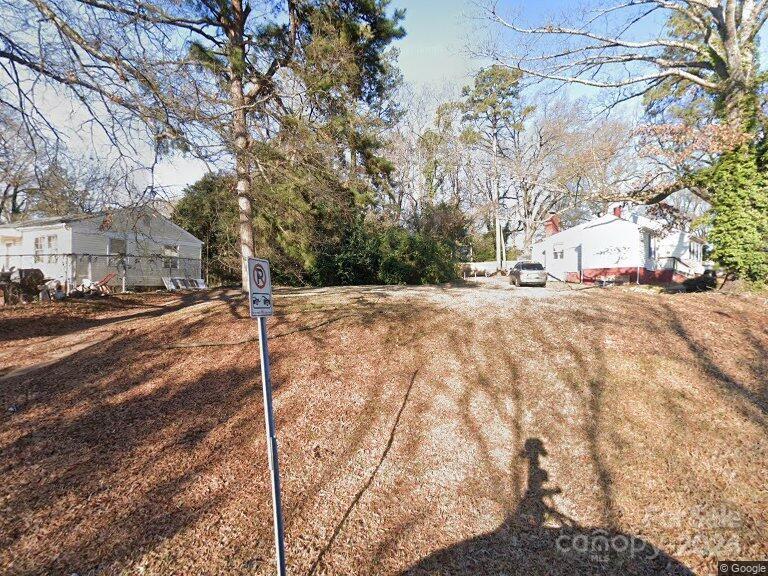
{"left": 248, "top": 257, "right": 274, "bottom": 317}
{"left": 247, "top": 257, "right": 285, "bottom": 575}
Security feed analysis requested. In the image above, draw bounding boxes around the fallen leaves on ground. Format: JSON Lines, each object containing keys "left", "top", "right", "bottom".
{"left": 1, "top": 285, "right": 766, "bottom": 575}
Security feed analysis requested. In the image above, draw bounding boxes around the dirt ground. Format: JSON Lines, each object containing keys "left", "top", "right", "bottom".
{"left": 1, "top": 283, "right": 766, "bottom": 575}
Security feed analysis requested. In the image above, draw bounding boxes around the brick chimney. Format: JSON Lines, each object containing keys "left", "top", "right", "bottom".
{"left": 613, "top": 205, "right": 623, "bottom": 218}
{"left": 544, "top": 213, "right": 561, "bottom": 236}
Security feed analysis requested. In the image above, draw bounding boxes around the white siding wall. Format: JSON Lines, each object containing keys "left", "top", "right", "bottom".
{"left": 532, "top": 214, "right": 707, "bottom": 280}
{"left": 70, "top": 212, "right": 202, "bottom": 288}
{"left": 532, "top": 216, "right": 644, "bottom": 279}
{"left": 1, "top": 212, "right": 201, "bottom": 289}
{"left": 531, "top": 225, "right": 583, "bottom": 278}
{"left": 1, "top": 233, "right": 22, "bottom": 270}
{"left": 657, "top": 231, "right": 687, "bottom": 259}
{"left": 655, "top": 230, "right": 705, "bottom": 275}
{"left": 69, "top": 223, "right": 111, "bottom": 286}
{"left": 533, "top": 228, "right": 579, "bottom": 279}
{"left": 581, "top": 219, "right": 643, "bottom": 270}
{"left": 1, "top": 224, "right": 73, "bottom": 282}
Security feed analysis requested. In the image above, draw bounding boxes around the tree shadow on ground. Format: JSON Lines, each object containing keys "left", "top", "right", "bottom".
{"left": 0, "top": 347, "right": 260, "bottom": 573}
{"left": 0, "top": 290, "right": 216, "bottom": 342}
{"left": 0, "top": 299, "right": 286, "bottom": 574}
{"left": 1, "top": 291, "right": 440, "bottom": 575}
{"left": 401, "top": 437, "right": 694, "bottom": 576}
{"left": 662, "top": 302, "right": 767, "bottom": 424}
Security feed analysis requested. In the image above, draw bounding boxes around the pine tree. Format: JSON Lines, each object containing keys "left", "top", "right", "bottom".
{"left": 696, "top": 147, "right": 768, "bottom": 282}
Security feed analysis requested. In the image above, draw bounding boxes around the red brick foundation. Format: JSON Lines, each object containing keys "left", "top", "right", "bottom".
{"left": 565, "top": 267, "right": 687, "bottom": 285}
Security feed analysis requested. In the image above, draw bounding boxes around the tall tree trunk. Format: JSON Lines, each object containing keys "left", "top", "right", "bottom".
{"left": 227, "top": 0, "right": 255, "bottom": 291}
{"left": 492, "top": 131, "right": 503, "bottom": 271}
{"left": 523, "top": 226, "right": 535, "bottom": 260}
{"left": 233, "top": 95, "right": 255, "bottom": 291}
{"left": 723, "top": 82, "right": 756, "bottom": 130}
{"left": 499, "top": 218, "right": 507, "bottom": 266}
{"left": 493, "top": 205, "right": 502, "bottom": 270}
{"left": 10, "top": 187, "right": 23, "bottom": 222}
{"left": 719, "top": 20, "right": 756, "bottom": 130}
{"left": 0, "top": 185, "right": 9, "bottom": 221}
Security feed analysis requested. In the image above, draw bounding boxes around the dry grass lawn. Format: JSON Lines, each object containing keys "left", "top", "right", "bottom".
{"left": 0, "top": 284, "right": 766, "bottom": 575}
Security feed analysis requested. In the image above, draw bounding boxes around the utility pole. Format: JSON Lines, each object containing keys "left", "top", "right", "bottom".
{"left": 492, "top": 129, "right": 503, "bottom": 272}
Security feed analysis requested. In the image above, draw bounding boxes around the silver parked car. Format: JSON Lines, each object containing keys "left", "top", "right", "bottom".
{"left": 509, "top": 261, "right": 548, "bottom": 287}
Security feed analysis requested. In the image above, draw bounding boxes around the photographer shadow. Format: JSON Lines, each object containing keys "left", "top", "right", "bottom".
{"left": 401, "top": 438, "right": 694, "bottom": 576}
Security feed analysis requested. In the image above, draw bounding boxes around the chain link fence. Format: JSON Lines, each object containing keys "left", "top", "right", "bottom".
{"left": 2, "top": 253, "right": 203, "bottom": 292}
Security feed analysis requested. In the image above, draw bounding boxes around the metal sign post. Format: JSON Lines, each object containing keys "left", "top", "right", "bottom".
{"left": 247, "top": 258, "right": 286, "bottom": 576}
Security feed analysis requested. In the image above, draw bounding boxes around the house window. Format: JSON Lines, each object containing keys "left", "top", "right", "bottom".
{"left": 689, "top": 241, "right": 701, "bottom": 261}
{"left": 553, "top": 244, "right": 564, "bottom": 260}
{"left": 108, "top": 237, "right": 127, "bottom": 256}
{"left": 33, "top": 237, "right": 44, "bottom": 263}
{"left": 108, "top": 237, "right": 128, "bottom": 267}
{"left": 36, "top": 235, "right": 57, "bottom": 263}
{"left": 163, "top": 244, "right": 179, "bottom": 269}
{"left": 46, "top": 235, "right": 57, "bottom": 263}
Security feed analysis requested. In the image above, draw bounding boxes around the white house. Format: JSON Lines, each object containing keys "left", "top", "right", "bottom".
{"left": 531, "top": 206, "right": 706, "bottom": 284}
{"left": 0, "top": 208, "right": 203, "bottom": 290}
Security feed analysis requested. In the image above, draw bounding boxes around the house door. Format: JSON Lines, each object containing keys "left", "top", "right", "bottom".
{"left": 642, "top": 231, "right": 656, "bottom": 269}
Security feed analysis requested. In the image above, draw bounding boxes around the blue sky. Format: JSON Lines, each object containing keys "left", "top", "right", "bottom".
{"left": 391, "top": 0, "right": 478, "bottom": 90}
{"left": 391, "top": 0, "right": 582, "bottom": 90}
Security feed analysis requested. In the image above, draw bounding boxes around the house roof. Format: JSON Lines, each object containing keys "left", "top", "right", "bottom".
{"left": 543, "top": 214, "right": 621, "bottom": 242}
{"left": 538, "top": 208, "right": 697, "bottom": 246}
{"left": 0, "top": 209, "right": 203, "bottom": 245}
{"left": 0, "top": 213, "right": 94, "bottom": 229}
